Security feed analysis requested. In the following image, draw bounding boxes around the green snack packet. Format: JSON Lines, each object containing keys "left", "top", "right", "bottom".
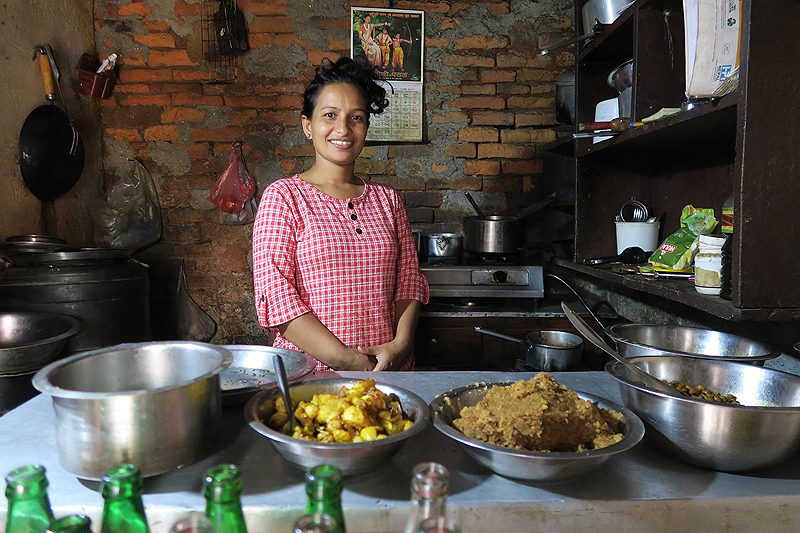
{"left": 649, "top": 206, "right": 718, "bottom": 270}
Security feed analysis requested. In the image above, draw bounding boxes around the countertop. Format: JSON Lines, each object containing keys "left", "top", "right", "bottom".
{"left": 4, "top": 371, "right": 800, "bottom": 533}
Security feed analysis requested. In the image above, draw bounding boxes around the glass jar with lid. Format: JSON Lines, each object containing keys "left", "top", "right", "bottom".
{"left": 694, "top": 234, "right": 727, "bottom": 295}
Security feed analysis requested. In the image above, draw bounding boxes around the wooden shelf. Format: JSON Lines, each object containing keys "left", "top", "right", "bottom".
{"left": 551, "top": 258, "right": 800, "bottom": 321}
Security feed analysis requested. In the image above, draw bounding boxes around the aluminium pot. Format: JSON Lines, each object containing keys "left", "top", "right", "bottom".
{"left": 475, "top": 327, "right": 584, "bottom": 371}
{"left": 428, "top": 233, "right": 463, "bottom": 257}
{"left": 582, "top": 0, "right": 633, "bottom": 33}
{"left": 32, "top": 341, "right": 232, "bottom": 479}
{"left": 463, "top": 216, "right": 523, "bottom": 254}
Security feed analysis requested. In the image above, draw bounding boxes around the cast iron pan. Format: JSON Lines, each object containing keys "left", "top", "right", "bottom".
{"left": 18, "top": 45, "right": 85, "bottom": 201}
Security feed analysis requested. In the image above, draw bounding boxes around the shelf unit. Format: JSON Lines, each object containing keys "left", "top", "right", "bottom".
{"left": 548, "top": 0, "right": 800, "bottom": 320}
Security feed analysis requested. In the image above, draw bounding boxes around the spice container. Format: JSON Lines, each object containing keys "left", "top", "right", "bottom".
{"left": 694, "top": 234, "right": 726, "bottom": 295}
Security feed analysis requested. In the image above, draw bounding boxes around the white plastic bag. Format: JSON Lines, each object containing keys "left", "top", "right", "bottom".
{"left": 94, "top": 160, "right": 162, "bottom": 250}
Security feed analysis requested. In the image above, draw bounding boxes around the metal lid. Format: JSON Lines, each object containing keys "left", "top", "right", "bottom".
{"left": 619, "top": 199, "right": 649, "bottom": 222}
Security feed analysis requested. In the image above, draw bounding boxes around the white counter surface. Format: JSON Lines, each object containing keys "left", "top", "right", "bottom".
{"left": 3, "top": 370, "right": 800, "bottom": 533}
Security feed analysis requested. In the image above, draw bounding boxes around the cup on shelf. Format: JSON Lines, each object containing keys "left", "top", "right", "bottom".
{"left": 615, "top": 220, "right": 660, "bottom": 254}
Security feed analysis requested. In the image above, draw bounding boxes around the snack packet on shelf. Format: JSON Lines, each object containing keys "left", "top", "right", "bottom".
{"left": 648, "top": 205, "right": 717, "bottom": 270}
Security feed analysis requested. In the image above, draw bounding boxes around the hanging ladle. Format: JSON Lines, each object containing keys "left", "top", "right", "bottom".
{"left": 560, "top": 301, "right": 680, "bottom": 396}
{"left": 272, "top": 353, "right": 295, "bottom": 435}
{"left": 464, "top": 191, "right": 486, "bottom": 219}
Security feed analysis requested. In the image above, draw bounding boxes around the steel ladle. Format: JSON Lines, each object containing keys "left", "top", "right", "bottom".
{"left": 272, "top": 353, "right": 295, "bottom": 434}
{"left": 560, "top": 301, "right": 680, "bottom": 396}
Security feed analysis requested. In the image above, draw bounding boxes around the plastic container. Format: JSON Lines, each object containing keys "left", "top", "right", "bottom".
{"left": 77, "top": 69, "right": 116, "bottom": 99}
{"left": 615, "top": 221, "right": 660, "bottom": 254}
{"left": 694, "top": 234, "right": 726, "bottom": 295}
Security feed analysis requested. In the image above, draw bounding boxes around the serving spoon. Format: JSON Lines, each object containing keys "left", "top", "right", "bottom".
{"left": 560, "top": 301, "right": 680, "bottom": 396}
{"left": 272, "top": 353, "right": 295, "bottom": 434}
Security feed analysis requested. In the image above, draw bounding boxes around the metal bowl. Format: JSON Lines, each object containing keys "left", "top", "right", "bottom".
{"left": 33, "top": 341, "right": 232, "bottom": 479}
{"left": 430, "top": 382, "right": 644, "bottom": 482}
{"left": 220, "top": 345, "right": 315, "bottom": 405}
{"left": 245, "top": 378, "right": 431, "bottom": 475}
{"left": 0, "top": 312, "right": 81, "bottom": 374}
{"left": 607, "top": 59, "right": 633, "bottom": 92}
{"left": 606, "top": 356, "right": 800, "bottom": 472}
{"left": 605, "top": 323, "right": 779, "bottom": 364}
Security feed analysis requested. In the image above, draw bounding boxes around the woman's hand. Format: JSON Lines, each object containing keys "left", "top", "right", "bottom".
{"left": 358, "top": 341, "right": 409, "bottom": 371}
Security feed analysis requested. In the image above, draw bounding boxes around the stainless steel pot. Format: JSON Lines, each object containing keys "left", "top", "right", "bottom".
{"left": 32, "top": 341, "right": 232, "bottom": 479}
{"left": 463, "top": 216, "right": 523, "bottom": 254}
{"left": 428, "top": 233, "right": 462, "bottom": 257}
{"left": 582, "top": 0, "right": 633, "bottom": 33}
{"left": 476, "top": 327, "right": 584, "bottom": 371}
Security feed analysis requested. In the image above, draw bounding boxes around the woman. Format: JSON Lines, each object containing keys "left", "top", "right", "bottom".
{"left": 358, "top": 15, "right": 385, "bottom": 68}
{"left": 252, "top": 57, "right": 429, "bottom": 372}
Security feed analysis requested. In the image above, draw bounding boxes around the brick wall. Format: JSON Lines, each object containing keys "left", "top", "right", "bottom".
{"left": 93, "top": 0, "right": 574, "bottom": 343}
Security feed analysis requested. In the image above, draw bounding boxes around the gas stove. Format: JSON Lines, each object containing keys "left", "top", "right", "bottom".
{"left": 420, "top": 264, "right": 544, "bottom": 299}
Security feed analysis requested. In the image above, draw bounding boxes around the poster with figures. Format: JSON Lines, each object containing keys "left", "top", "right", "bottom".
{"left": 351, "top": 7, "right": 424, "bottom": 142}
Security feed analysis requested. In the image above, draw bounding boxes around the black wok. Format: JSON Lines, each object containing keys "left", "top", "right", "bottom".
{"left": 18, "top": 45, "right": 84, "bottom": 201}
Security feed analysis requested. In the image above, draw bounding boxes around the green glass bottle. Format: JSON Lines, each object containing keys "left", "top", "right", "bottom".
{"left": 305, "top": 465, "right": 345, "bottom": 533}
{"left": 100, "top": 463, "right": 151, "bottom": 533}
{"left": 203, "top": 464, "right": 248, "bottom": 533}
{"left": 46, "top": 514, "right": 94, "bottom": 533}
{"left": 4, "top": 464, "right": 55, "bottom": 533}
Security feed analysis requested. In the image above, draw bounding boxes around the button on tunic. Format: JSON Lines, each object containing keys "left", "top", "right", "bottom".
{"left": 252, "top": 175, "right": 429, "bottom": 371}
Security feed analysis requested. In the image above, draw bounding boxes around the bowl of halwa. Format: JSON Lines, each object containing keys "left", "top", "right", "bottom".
{"left": 430, "top": 373, "right": 644, "bottom": 482}
{"left": 607, "top": 355, "right": 800, "bottom": 472}
{"left": 245, "top": 378, "right": 430, "bottom": 475}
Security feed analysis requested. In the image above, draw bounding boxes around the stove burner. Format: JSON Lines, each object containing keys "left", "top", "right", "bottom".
{"left": 463, "top": 249, "right": 522, "bottom": 265}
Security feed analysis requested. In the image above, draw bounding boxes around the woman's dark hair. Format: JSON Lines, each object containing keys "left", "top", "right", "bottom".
{"left": 302, "top": 57, "right": 390, "bottom": 120}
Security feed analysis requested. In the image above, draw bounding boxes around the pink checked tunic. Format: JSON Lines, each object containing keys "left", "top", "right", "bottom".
{"left": 252, "top": 175, "right": 429, "bottom": 371}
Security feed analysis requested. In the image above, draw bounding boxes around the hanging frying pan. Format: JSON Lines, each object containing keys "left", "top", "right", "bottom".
{"left": 18, "top": 44, "right": 85, "bottom": 201}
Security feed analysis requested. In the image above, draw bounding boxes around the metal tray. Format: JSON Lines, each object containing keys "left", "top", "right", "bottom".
{"left": 220, "top": 345, "right": 315, "bottom": 406}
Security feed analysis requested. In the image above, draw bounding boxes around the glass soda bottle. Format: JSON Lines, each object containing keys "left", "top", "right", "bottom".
{"left": 403, "top": 462, "right": 449, "bottom": 533}
{"left": 305, "top": 465, "right": 345, "bottom": 533}
{"left": 4, "top": 464, "right": 55, "bottom": 533}
{"left": 292, "top": 512, "right": 338, "bottom": 533}
{"left": 203, "top": 464, "right": 248, "bottom": 533}
{"left": 46, "top": 514, "right": 94, "bottom": 533}
{"left": 100, "top": 463, "right": 151, "bottom": 533}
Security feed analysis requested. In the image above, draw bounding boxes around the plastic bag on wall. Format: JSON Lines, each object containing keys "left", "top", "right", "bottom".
{"left": 94, "top": 159, "right": 162, "bottom": 250}
{"left": 208, "top": 139, "right": 256, "bottom": 214}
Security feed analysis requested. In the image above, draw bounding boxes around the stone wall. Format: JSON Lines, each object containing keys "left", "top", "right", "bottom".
{"left": 93, "top": 0, "right": 575, "bottom": 343}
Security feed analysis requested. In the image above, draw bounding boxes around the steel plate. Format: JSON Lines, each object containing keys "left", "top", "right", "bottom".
{"left": 220, "top": 345, "right": 315, "bottom": 406}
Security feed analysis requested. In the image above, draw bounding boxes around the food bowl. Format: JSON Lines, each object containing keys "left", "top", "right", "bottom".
{"left": 605, "top": 323, "right": 779, "bottom": 364}
{"left": 430, "top": 382, "right": 644, "bottom": 482}
{"left": 245, "top": 378, "right": 431, "bottom": 475}
{"left": 33, "top": 341, "right": 232, "bottom": 479}
{"left": 606, "top": 356, "right": 800, "bottom": 472}
{"left": 220, "top": 345, "right": 315, "bottom": 406}
{"left": 0, "top": 311, "right": 81, "bottom": 373}
{"left": 607, "top": 59, "right": 633, "bottom": 92}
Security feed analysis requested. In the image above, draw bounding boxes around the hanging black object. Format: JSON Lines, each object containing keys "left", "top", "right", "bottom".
{"left": 213, "top": 0, "right": 249, "bottom": 57}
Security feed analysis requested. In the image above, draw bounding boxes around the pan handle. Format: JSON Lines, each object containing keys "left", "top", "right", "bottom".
{"left": 545, "top": 273, "right": 607, "bottom": 332}
{"left": 474, "top": 327, "right": 528, "bottom": 346}
{"left": 38, "top": 50, "right": 56, "bottom": 101}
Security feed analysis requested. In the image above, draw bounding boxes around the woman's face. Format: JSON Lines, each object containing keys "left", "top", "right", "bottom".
{"left": 302, "top": 83, "right": 369, "bottom": 169}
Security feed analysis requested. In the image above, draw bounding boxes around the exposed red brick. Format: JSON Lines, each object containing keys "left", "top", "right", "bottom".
{"left": 436, "top": 85, "right": 461, "bottom": 95}
{"left": 426, "top": 176, "right": 482, "bottom": 190}
{"left": 481, "top": 70, "right": 515, "bottom": 83}
{"left": 134, "top": 33, "right": 176, "bottom": 48}
{"left": 515, "top": 112, "right": 557, "bottom": 127}
{"left": 144, "top": 124, "right": 180, "bottom": 142}
{"left": 477, "top": 144, "right": 539, "bottom": 159}
{"left": 118, "top": 2, "right": 150, "bottom": 16}
{"left": 463, "top": 160, "right": 501, "bottom": 176}
{"left": 430, "top": 111, "right": 469, "bottom": 124}
{"left": 249, "top": 34, "right": 273, "bottom": 48}
{"left": 119, "top": 94, "right": 172, "bottom": 106}
{"left": 172, "top": 94, "right": 224, "bottom": 106}
{"left": 489, "top": 3, "right": 510, "bottom": 14}
{"left": 458, "top": 126, "right": 498, "bottom": 143}
{"left": 173, "top": 0, "right": 202, "bottom": 16}
{"left": 249, "top": 16, "right": 292, "bottom": 33}
{"left": 191, "top": 127, "right": 247, "bottom": 144}
{"left": 502, "top": 129, "right": 556, "bottom": 143}
{"left": 148, "top": 50, "right": 196, "bottom": 67}
{"left": 444, "top": 143, "right": 476, "bottom": 158}
{"left": 115, "top": 83, "right": 150, "bottom": 94}
{"left": 425, "top": 37, "right": 450, "bottom": 48}
{"left": 229, "top": 109, "right": 259, "bottom": 127}
{"left": 161, "top": 107, "right": 205, "bottom": 123}
{"left": 502, "top": 159, "right": 544, "bottom": 175}
{"left": 239, "top": 0, "right": 288, "bottom": 15}
{"left": 122, "top": 53, "right": 146, "bottom": 67}
{"left": 119, "top": 69, "right": 173, "bottom": 83}
{"left": 483, "top": 176, "right": 523, "bottom": 193}
{"left": 506, "top": 95, "right": 552, "bottom": 109}
{"left": 274, "top": 35, "right": 309, "bottom": 47}
{"left": 453, "top": 96, "right": 505, "bottom": 110}
{"left": 173, "top": 70, "right": 217, "bottom": 82}
{"left": 496, "top": 53, "right": 527, "bottom": 69}
{"left": 440, "top": 53, "right": 494, "bottom": 68}
{"left": 461, "top": 84, "right": 496, "bottom": 95}
{"left": 144, "top": 21, "right": 170, "bottom": 32}
{"left": 107, "top": 128, "right": 142, "bottom": 142}
{"left": 472, "top": 111, "right": 515, "bottom": 126}
{"left": 185, "top": 143, "right": 211, "bottom": 160}
{"left": 456, "top": 35, "right": 509, "bottom": 50}
{"left": 224, "top": 95, "right": 277, "bottom": 109}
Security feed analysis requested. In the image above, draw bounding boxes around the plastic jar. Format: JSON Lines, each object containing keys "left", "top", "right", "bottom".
{"left": 694, "top": 234, "right": 726, "bottom": 295}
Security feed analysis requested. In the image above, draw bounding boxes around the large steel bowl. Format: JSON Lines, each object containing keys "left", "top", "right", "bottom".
{"left": 33, "top": 341, "right": 232, "bottom": 480}
{"left": 606, "top": 323, "right": 779, "bottom": 364}
{"left": 606, "top": 356, "right": 800, "bottom": 472}
{"left": 245, "top": 378, "right": 431, "bottom": 475}
{"left": 0, "top": 311, "right": 81, "bottom": 373}
{"left": 430, "top": 382, "right": 644, "bottom": 482}
{"left": 220, "top": 345, "right": 315, "bottom": 406}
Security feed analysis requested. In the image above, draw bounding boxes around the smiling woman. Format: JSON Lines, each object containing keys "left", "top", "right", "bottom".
{"left": 252, "top": 57, "right": 429, "bottom": 373}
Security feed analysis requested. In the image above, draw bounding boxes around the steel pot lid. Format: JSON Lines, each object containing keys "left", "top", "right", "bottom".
{"left": 5, "top": 235, "right": 67, "bottom": 244}
{"left": 8, "top": 248, "right": 130, "bottom": 267}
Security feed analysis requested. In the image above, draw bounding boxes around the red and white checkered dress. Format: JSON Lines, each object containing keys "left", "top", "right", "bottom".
{"left": 252, "top": 175, "right": 429, "bottom": 371}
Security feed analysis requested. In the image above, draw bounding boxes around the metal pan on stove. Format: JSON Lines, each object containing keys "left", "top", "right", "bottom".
{"left": 220, "top": 345, "right": 315, "bottom": 406}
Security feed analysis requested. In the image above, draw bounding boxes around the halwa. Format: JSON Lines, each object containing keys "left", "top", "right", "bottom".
{"left": 452, "top": 372, "right": 624, "bottom": 452}
{"left": 266, "top": 379, "right": 414, "bottom": 442}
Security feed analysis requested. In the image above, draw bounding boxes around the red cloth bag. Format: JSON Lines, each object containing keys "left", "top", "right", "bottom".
{"left": 208, "top": 139, "right": 255, "bottom": 213}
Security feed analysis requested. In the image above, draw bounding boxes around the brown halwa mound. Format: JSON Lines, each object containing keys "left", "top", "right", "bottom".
{"left": 452, "top": 372, "right": 624, "bottom": 452}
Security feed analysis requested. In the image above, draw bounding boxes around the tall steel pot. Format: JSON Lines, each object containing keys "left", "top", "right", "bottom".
{"left": 33, "top": 341, "right": 232, "bottom": 479}
{"left": 463, "top": 216, "right": 523, "bottom": 254}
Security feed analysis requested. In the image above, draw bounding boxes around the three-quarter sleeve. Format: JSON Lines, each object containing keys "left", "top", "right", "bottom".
{"left": 390, "top": 188, "right": 430, "bottom": 304}
{"left": 252, "top": 184, "right": 312, "bottom": 331}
